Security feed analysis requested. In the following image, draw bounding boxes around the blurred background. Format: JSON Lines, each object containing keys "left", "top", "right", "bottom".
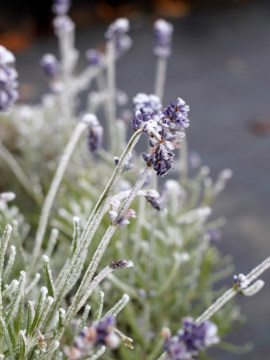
{"left": 1, "top": 0, "right": 270, "bottom": 359}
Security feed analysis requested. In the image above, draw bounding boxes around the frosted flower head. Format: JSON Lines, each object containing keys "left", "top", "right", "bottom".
{"left": 207, "top": 228, "right": 222, "bottom": 245}
{"left": 40, "top": 54, "right": 59, "bottom": 78}
{"left": 109, "top": 207, "right": 136, "bottom": 226}
{"left": 69, "top": 316, "right": 119, "bottom": 359}
{"left": 153, "top": 19, "right": 173, "bottom": 58}
{"left": 179, "top": 317, "right": 219, "bottom": 354}
{"left": 85, "top": 49, "right": 103, "bottom": 66}
{"left": 143, "top": 141, "right": 175, "bottom": 177}
{"left": 105, "top": 18, "right": 129, "bottom": 40}
{"left": 0, "top": 46, "right": 18, "bottom": 111}
{"left": 52, "top": 0, "right": 71, "bottom": 15}
{"left": 82, "top": 114, "right": 103, "bottom": 152}
{"left": 164, "top": 318, "right": 219, "bottom": 359}
{"left": 0, "top": 46, "right": 15, "bottom": 64}
{"left": 162, "top": 97, "right": 190, "bottom": 131}
{"left": 233, "top": 273, "right": 250, "bottom": 291}
{"left": 133, "top": 93, "right": 162, "bottom": 114}
{"left": 53, "top": 15, "right": 75, "bottom": 36}
{"left": 105, "top": 18, "right": 132, "bottom": 54}
{"left": 114, "top": 151, "right": 133, "bottom": 172}
{"left": 144, "top": 189, "right": 165, "bottom": 211}
{"left": 164, "top": 336, "right": 191, "bottom": 360}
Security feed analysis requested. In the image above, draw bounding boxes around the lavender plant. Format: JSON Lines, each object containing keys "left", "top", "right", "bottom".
{"left": 0, "top": 2, "right": 269, "bottom": 360}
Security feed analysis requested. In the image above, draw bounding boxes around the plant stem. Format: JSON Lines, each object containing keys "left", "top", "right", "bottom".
{"left": 154, "top": 57, "right": 167, "bottom": 102}
{"left": 106, "top": 40, "right": 117, "bottom": 153}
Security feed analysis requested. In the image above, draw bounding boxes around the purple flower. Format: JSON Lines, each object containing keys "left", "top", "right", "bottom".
{"left": 105, "top": 18, "right": 132, "bottom": 54}
{"left": 40, "top": 54, "right": 59, "bottom": 78}
{"left": 153, "top": 19, "right": 173, "bottom": 58}
{"left": 233, "top": 273, "right": 250, "bottom": 291}
{"left": 85, "top": 49, "right": 103, "bottom": 66}
{"left": 52, "top": 0, "right": 71, "bottom": 15}
{"left": 164, "top": 318, "right": 219, "bottom": 360}
{"left": 207, "top": 228, "right": 222, "bottom": 245}
{"left": 0, "top": 46, "right": 18, "bottom": 111}
{"left": 162, "top": 98, "right": 190, "bottom": 131}
{"left": 53, "top": 15, "right": 75, "bottom": 36}
{"left": 68, "top": 316, "right": 120, "bottom": 359}
{"left": 143, "top": 141, "right": 175, "bottom": 177}
{"left": 82, "top": 114, "right": 103, "bottom": 152}
{"left": 144, "top": 189, "right": 165, "bottom": 211}
{"left": 178, "top": 318, "right": 219, "bottom": 355}
{"left": 164, "top": 336, "right": 191, "bottom": 360}
{"left": 133, "top": 93, "right": 162, "bottom": 114}
{"left": 114, "top": 151, "right": 133, "bottom": 172}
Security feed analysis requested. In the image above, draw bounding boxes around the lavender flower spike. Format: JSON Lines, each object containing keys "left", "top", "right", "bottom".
{"left": 0, "top": 46, "right": 19, "bottom": 111}
{"left": 52, "top": 0, "right": 71, "bottom": 15}
{"left": 233, "top": 273, "right": 250, "bottom": 291}
{"left": 68, "top": 316, "right": 120, "bottom": 359}
{"left": 40, "top": 54, "right": 60, "bottom": 78}
{"left": 154, "top": 19, "right": 173, "bottom": 58}
{"left": 163, "top": 318, "right": 219, "bottom": 360}
{"left": 82, "top": 113, "right": 103, "bottom": 152}
{"left": 105, "top": 18, "right": 132, "bottom": 54}
{"left": 144, "top": 189, "right": 165, "bottom": 211}
{"left": 85, "top": 49, "right": 103, "bottom": 66}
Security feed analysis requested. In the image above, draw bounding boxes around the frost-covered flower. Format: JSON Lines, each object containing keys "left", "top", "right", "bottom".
{"left": 85, "top": 49, "right": 103, "bottom": 66}
{"left": 114, "top": 151, "right": 133, "bottom": 172}
{"left": 0, "top": 46, "right": 18, "bottom": 111}
{"left": 53, "top": 15, "right": 75, "bottom": 36}
{"left": 233, "top": 273, "right": 250, "bottom": 291}
{"left": 52, "top": 0, "right": 71, "bottom": 15}
{"left": 82, "top": 114, "right": 103, "bottom": 152}
{"left": 40, "top": 54, "right": 59, "bottom": 78}
{"left": 207, "top": 228, "right": 222, "bottom": 245}
{"left": 164, "top": 318, "right": 219, "bottom": 360}
{"left": 108, "top": 198, "right": 136, "bottom": 226}
{"left": 132, "top": 95, "right": 189, "bottom": 176}
{"left": 133, "top": 93, "right": 162, "bottom": 114}
{"left": 144, "top": 189, "right": 165, "bottom": 211}
{"left": 105, "top": 18, "right": 132, "bottom": 54}
{"left": 68, "top": 316, "right": 120, "bottom": 359}
{"left": 153, "top": 19, "right": 173, "bottom": 58}
{"left": 162, "top": 98, "right": 190, "bottom": 131}
{"left": 143, "top": 141, "right": 175, "bottom": 177}
{"left": 179, "top": 318, "right": 219, "bottom": 354}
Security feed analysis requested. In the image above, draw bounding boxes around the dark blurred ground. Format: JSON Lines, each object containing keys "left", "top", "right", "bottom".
{"left": 2, "top": 0, "right": 270, "bottom": 359}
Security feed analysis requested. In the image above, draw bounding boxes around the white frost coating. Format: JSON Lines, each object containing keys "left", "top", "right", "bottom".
{"left": 103, "top": 293, "right": 130, "bottom": 318}
{"left": 41, "top": 287, "right": 48, "bottom": 296}
{"left": 0, "top": 192, "right": 16, "bottom": 202}
{"left": 88, "top": 346, "right": 106, "bottom": 360}
{"left": 213, "top": 168, "right": 233, "bottom": 195}
{"left": 242, "top": 280, "right": 265, "bottom": 296}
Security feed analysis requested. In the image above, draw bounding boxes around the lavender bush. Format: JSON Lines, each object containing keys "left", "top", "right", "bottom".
{"left": 0, "top": 2, "right": 269, "bottom": 359}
